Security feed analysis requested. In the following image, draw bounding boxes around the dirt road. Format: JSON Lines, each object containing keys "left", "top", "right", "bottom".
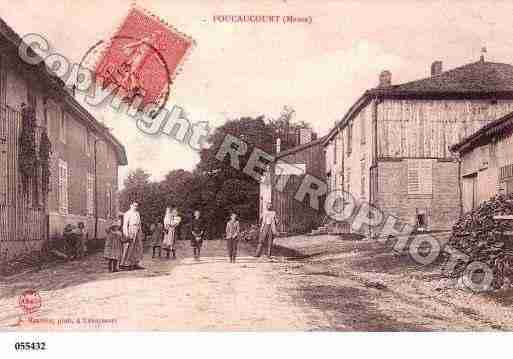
{"left": 0, "top": 239, "right": 328, "bottom": 330}
{"left": 2, "top": 235, "right": 513, "bottom": 331}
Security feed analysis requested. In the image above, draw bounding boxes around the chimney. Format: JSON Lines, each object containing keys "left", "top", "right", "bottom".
{"left": 431, "top": 61, "right": 443, "bottom": 76}
{"left": 378, "top": 70, "right": 392, "bottom": 87}
{"left": 276, "top": 138, "right": 281, "bottom": 153}
{"left": 480, "top": 46, "right": 487, "bottom": 62}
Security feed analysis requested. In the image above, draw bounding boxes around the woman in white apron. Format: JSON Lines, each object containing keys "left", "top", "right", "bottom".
{"left": 121, "top": 202, "right": 144, "bottom": 270}
{"left": 163, "top": 207, "right": 181, "bottom": 259}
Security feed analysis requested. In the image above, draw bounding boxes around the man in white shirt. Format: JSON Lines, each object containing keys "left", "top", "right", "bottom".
{"left": 256, "top": 203, "right": 278, "bottom": 257}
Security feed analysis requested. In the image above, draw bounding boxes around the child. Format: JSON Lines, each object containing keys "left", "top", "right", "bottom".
{"left": 104, "top": 220, "right": 123, "bottom": 272}
{"left": 163, "top": 207, "right": 181, "bottom": 259}
{"left": 63, "top": 224, "right": 77, "bottom": 259}
{"left": 190, "top": 210, "right": 206, "bottom": 260}
{"left": 151, "top": 223, "right": 164, "bottom": 258}
{"left": 225, "top": 212, "right": 240, "bottom": 263}
{"left": 76, "top": 222, "right": 87, "bottom": 258}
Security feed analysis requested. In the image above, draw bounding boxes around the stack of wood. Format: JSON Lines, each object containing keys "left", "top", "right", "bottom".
{"left": 443, "top": 193, "right": 513, "bottom": 289}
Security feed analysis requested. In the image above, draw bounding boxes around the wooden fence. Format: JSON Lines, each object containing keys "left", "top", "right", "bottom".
{"left": 0, "top": 105, "right": 48, "bottom": 261}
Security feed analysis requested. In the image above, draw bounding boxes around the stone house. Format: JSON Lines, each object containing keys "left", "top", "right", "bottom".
{"left": 0, "top": 17, "right": 127, "bottom": 260}
{"left": 323, "top": 57, "right": 513, "bottom": 235}
{"left": 451, "top": 111, "right": 513, "bottom": 212}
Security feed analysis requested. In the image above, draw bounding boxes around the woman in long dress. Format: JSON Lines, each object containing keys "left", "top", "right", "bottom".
{"left": 163, "top": 207, "right": 181, "bottom": 259}
{"left": 121, "top": 202, "right": 145, "bottom": 270}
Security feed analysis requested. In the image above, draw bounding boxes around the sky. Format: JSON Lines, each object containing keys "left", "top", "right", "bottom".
{"left": 1, "top": 0, "right": 513, "bottom": 186}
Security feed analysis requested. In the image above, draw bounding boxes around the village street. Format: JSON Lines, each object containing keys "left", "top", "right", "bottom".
{"left": 2, "top": 236, "right": 513, "bottom": 331}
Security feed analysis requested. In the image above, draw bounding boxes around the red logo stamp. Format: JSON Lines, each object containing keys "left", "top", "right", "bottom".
{"left": 18, "top": 289, "right": 42, "bottom": 315}
{"left": 95, "top": 6, "right": 194, "bottom": 108}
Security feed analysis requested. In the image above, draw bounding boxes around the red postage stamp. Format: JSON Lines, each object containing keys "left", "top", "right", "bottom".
{"left": 18, "top": 289, "right": 42, "bottom": 315}
{"left": 95, "top": 6, "right": 195, "bottom": 108}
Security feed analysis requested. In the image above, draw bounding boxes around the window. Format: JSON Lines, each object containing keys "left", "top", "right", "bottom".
{"left": 361, "top": 113, "right": 366, "bottom": 145}
{"left": 106, "top": 147, "right": 111, "bottom": 169}
{"left": 0, "top": 144, "right": 6, "bottom": 205}
{"left": 500, "top": 164, "right": 513, "bottom": 195}
{"left": 347, "top": 122, "right": 353, "bottom": 155}
{"left": 333, "top": 138, "right": 337, "bottom": 165}
{"left": 338, "top": 171, "right": 344, "bottom": 191}
{"left": 59, "top": 110, "right": 66, "bottom": 143}
{"left": 346, "top": 168, "right": 351, "bottom": 194}
{"left": 361, "top": 159, "right": 366, "bottom": 197}
{"left": 407, "top": 159, "right": 433, "bottom": 196}
{"left": 87, "top": 173, "right": 94, "bottom": 216}
{"left": 416, "top": 211, "right": 427, "bottom": 231}
{"left": 505, "top": 179, "right": 513, "bottom": 195}
{"left": 479, "top": 145, "right": 489, "bottom": 170}
{"left": 58, "top": 159, "right": 68, "bottom": 214}
{"left": 106, "top": 183, "right": 112, "bottom": 219}
{"left": 42, "top": 99, "right": 48, "bottom": 129}
{"left": 0, "top": 111, "right": 5, "bottom": 142}
{"left": 85, "top": 129, "right": 91, "bottom": 156}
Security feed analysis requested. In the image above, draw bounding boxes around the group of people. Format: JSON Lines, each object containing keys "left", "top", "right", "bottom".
{"left": 103, "top": 201, "right": 278, "bottom": 272}
{"left": 103, "top": 202, "right": 144, "bottom": 272}
{"left": 63, "top": 222, "right": 87, "bottom": 259}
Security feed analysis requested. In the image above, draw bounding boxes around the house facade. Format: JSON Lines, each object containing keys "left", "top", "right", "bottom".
{"left": 324, "top": 58, "right": 513, "bottom": 235}
{"left": 0, "top": 17, "right": 127, "bottom": 261}
{"left": 451, "top": 111, "right": 513, "bottom": 212}
{"left": 260, "top": 137, "right": 326, "bottom": 234}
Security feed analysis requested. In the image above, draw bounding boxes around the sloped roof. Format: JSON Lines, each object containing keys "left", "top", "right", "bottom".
{"left": 0, "top": 16, "right": 128, "bottom": 165}
{"left": 369, "top": 60, "right": 513, "bottom": 96}
{"left": 324, "top": 59, "right": 513, "bottom": 144}
{"left": 450, "top": 110, "right": 513, "bottom": 153}
{"left": 276, "top": 135, "right": 327, "bottom": 160}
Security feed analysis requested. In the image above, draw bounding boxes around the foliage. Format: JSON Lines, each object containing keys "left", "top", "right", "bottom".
{"left": 118, "top": 108, "right": 316, "bottom": 238}
{"left": 18, "top": 105, "right": 37, "bottom": 192}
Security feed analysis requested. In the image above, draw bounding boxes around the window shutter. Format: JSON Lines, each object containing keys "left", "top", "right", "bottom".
{"left": 408, "top": 159, "right": 432, "bottom": 195}
{"left": 361, "top": 159, "right": 366, "bottom": 197}
{"left": 0, "top": 143, "right": 6, "bottom": 205}
{"left": 106, "top": 184, "right": 112, "bottom": 219}
{"left": 58, "top": 160, "right": 68, "bottom": 214}
{"left": 63, "top": 162, "right": 68, "bottom": 213}
{"left": 60, "top": 110, "right": 66, "bottom": 143}
{"left": 361, "top": 112, "right": 366, "bottom": 145}
{"left": 58, "top": 161, "right": 63, "bottom": 213}
{"left": 346, "top": 168, "right": 351, "bottom": 194}
{"left": 87, "top": 173, "right": 94, "bottom": 216}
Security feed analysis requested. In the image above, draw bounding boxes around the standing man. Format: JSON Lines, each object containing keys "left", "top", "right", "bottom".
{"left": 122, "top": 202, "right": 145, "bottom": 270}
{"left": 255, "top": 203, "right": 278, "bottom": 258}
{"left": 226, "top": 212, "right": 240, "bottom": 263}
{"left": 190, "top": 210, "right": 206, "bottom": 260}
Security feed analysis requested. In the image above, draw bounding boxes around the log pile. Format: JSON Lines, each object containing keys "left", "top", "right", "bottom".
{"left": 443, "top": 193, "right": 513, "bottom": 289}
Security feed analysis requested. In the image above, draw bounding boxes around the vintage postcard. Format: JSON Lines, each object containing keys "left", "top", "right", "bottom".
{"left": 1, "top": 0, "right": 513, "bottom": 355}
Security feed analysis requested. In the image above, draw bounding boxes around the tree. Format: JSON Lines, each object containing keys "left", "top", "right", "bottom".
{"left": 117, "top": 107, "right": 316, "bottom": 238}
{"left": 118, "top": 168, "right": 152, "bottom": 227}
{"left": 195, "top": 115, "right": 274, "bottom": 237}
